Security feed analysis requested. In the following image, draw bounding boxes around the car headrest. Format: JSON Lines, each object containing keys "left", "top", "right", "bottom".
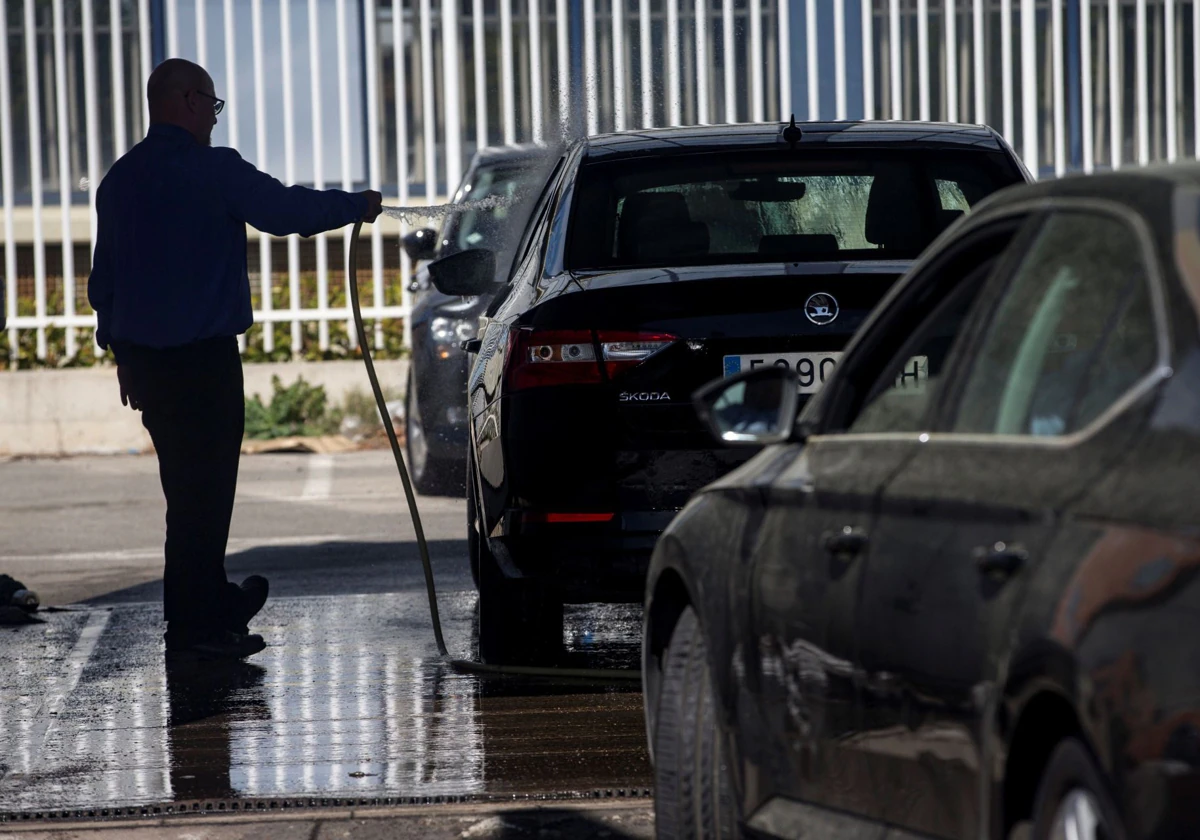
{"left": 864, "top": 165, "right": 928, "bottom": 249}
{"left": 758, "top": 234, "right": 840, "bottom": 256}
{"left": 619, "top": 191, "right": 709, "bottom": 262}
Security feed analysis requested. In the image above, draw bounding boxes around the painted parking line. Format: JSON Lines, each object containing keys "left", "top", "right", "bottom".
{"left": 301, "top": 454, "right": 336, "bottom": 500}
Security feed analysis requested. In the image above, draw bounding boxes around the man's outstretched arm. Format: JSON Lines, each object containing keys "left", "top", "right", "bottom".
{"left": 215, "top": 148, "right": 381, "bottom": 237}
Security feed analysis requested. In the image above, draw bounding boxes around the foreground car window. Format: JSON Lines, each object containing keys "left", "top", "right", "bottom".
{"left": 952, "top": 210, "right": 1159, "bottom": 438}
{"left": 567, "top": 150, "right": 1022, "bottom": 269}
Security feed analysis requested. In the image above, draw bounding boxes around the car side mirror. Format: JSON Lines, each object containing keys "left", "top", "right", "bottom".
{"left": 426, "top": 248, "right": 498, "bottom": 297}
{"left": 402, "top": 228, "right": 439, "bottom": 263}
{"left": 693, "top": 366, "right": 800, "bottom": 447}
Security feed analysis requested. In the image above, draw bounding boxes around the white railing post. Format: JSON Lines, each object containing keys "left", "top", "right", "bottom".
{"left": 889, "top": 0, "right": 901, "bottom": 119}
{"left": 1081, "top": 0, "right": 1094, "bottom": 172}
{"left": 1109, "top": 0, "right": 1121, "bottom": 169}
{"left": 23, "top": 0, "right": 48, "bottom": 359}
{"left": 749, "top": 0, "right": 763, "bottom": 122}
{"left": 53, "top": 0, "right": 77, "bottom": 360}
{"left": 139, "top": 0, "right": 152, "bottom": 134}
{"left": 252, "top": 0, "right": 274, "bottom": 353}
{"left": 615, "top": 0, "right": 628, "bottom": 129}
{"left": 973, "top": 0, "right": 984, "bottom": 124}
{"left": 694, "top": 0, "right": 708, "bottom": 125}
{"left": 1052, "top": 0, "right": 1065, "bottom": 175}
{"left": 502, "top": 0, "right": 518, "bottom": 140}
{"left": 364, "top": 0, "right": 385, "bottom": 349}
{"left": 1135, "top": 0, "right": 1148, "bottom": 165}
{"left": 835, "top": 0, "right": 848, "bottom": 120}
{"left": 945, "top": 0, "right": 957, "bottom": 123}
{"left": 531, "top": 0, "right": 545, "bottom": 140}
{"left": 473, "top": 0, "right": 488, "bottom": 149}
{"left": 1002, "top": 0, "right": 1014, "bottom": 142}
{"left": 281, "top": 0, "right": 303, "bottom": 353}
{"left": 111, "top": 0, "right": 128, "bottom": 158}
{"left": 1165, "top": 0, "right": 1177, "bottom": 162}
{"left": 1, "top": 0, "right": 18, "bottom": 360}
{"left": 917, "top": 0, "right": 930, "bottom": 120}
{"left": 1020, "top": 0, "right": 1037, "bottom": 175}
{"left": 336, "top": 0, "right": 358, "bottom": 346}
{"left": 584, "top": 0, "right": 599, "bottom": 131}
{"left": 804, "top": 0, "right": 816, "bottom": 120}
{"left": 395, "top": 0, "right": 414, "bottom": 350}
{"left": 308, "top": 0, "right": 330, "bottom": 351}
{"left": 862, "top": 0, "right": 875, "bottom": 120}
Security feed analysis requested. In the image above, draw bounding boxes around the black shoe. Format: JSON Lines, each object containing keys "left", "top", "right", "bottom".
{"left": 229, "top": 575, "right": 269, "bottom": 635}
{"left": 165, "top": 630, "right": 267, "bottom": 662}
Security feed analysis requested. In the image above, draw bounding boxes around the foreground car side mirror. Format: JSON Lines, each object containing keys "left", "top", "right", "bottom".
{"left": 694, "top": 366, "right": 800, "bottom": 446}
{"left": 426, "top": 248, "right": 498, "bottom": 297}
{"left": 402, "top": 228, "right": 439, "bottom": 263}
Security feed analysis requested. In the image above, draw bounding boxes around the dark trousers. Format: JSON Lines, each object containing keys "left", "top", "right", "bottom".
{"left": 119, "top": 337, "right": 245, "bottom": 644}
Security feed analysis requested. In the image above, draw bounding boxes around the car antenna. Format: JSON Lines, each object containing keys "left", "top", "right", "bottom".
{"left": 781, "top": 114, "right": 803, "bottom": 149}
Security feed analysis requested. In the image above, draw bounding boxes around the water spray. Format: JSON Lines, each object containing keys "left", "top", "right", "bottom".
{"left": 347, "top": 212, "right": 640, "bottom": 681}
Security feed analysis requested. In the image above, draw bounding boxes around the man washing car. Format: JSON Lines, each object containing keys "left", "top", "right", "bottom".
{"left": 88, "top": 58, "right": 382, "bottom": 660}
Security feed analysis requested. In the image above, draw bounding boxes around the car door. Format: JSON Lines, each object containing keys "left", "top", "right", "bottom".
{"left": 853, "top": 204, "right": 1167, "bottom": 840}
{"left": 740, "top": 215, "right": 1035, "bottom": 837}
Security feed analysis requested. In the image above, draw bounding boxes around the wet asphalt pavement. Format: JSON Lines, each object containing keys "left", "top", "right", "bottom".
{"left": 0, "top": 453, "right": 652, "bottom": 828}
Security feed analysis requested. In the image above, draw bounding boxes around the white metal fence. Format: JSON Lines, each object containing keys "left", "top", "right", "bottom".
{"left": 2, "top": 0, "right": 1199, "bottom": 366}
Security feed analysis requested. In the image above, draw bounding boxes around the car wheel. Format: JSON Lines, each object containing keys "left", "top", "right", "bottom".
{"left": 1031, "top": 738, "right": 1126, "bottom": 840}
{"left": 475, "top": 535, "right": 563, "bottom": 666}
{"left": 654, "top": 606, "right": 738, "bottom": 840}
{"left": 405, "top": 371, "right": 462, "bottom": 496}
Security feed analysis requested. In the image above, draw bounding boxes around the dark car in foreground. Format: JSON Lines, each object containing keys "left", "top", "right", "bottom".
{"left": 403, "top": 144, "right": 555, "bottom": 495}
{"left": 643, "top": 164, "right": 1200, "bottom": 839}
{"left": 428, "top": 120, "right": 1029, "bottom": 663}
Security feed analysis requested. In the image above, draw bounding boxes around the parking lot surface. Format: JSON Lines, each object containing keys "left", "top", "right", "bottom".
{"left": 0, "top": 452, "right": 651, "bottom": 826}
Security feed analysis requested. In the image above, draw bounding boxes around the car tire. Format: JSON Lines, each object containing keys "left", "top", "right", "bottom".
{"left": 654, "top": 606, "right": 739, "bottom": 840}
{"left": 405, "top": 371, "right": 464, "bottom": 497}
{"left": 1031, "top": 737, "right": 1127, "bottom": 840}
{"left": 475, "top": 532, "right": 563, "bottom": 666}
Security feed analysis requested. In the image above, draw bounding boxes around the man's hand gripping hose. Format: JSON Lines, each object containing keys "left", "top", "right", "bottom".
{"left": 347, "top": 219, "right": 641, "bottom": 681}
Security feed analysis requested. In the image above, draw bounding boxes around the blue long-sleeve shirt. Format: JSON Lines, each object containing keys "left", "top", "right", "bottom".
{"left": 88, "top": 124, "right": 368, "bottom": 359}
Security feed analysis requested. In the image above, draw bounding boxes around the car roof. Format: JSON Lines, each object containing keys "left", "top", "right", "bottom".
{"left": 972, "top": 161, "right": 1200, "bottom": 212}
{"left": 471, "top": 143, "right": 552, "bottom": 167}
{"left": 579, "top": 120, "right": 1008, "bottom": 161}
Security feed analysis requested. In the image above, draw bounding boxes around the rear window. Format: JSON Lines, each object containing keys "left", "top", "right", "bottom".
{"left": 567, "top": 149, "right": 1022, "bottom": 270}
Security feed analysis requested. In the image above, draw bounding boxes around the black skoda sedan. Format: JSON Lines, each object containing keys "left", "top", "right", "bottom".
{"left": 643, "top": 164, "right": 1200, "bottom": 839}
{"left": 426, "top": 121, "right": 1029, "bottom": 663}
{"left": 403, "top": 144, "right": 555, "bottom": 495}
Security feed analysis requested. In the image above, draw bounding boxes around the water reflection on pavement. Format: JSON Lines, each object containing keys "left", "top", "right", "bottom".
{"left": 0, "top": 593, "right": 651, "bottom": 815}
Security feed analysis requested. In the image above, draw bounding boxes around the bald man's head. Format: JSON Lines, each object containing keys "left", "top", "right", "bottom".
{"left": 147, "top": 58, "right": 218, "bottom": 146}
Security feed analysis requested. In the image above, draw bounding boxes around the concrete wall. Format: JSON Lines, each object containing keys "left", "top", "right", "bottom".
{"left": 0, "top": 360, "right": 408, "bottom": 457}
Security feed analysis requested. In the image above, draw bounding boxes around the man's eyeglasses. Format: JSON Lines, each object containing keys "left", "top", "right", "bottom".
{"left": 191, "top": 90, "right": 225, "bottom": 116}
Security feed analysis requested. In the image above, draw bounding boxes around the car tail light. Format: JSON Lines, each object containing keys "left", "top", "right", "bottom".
{"left": 522, "top": 512, "right": 616, "bottom": 524}
{"left": 507, "top": 329, "right": 676, "bottom": 391}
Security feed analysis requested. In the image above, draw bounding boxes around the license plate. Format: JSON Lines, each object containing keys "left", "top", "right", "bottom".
{"left": 723, "top": 352, "right": 929, "bottom": 395}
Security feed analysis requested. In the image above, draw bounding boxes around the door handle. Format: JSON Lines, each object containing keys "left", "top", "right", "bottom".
{"left": 974, "top": 542, "right": 1029, "bottom": 579}
{"left": 823, "top": 526, "right": 869, "bottom": 558}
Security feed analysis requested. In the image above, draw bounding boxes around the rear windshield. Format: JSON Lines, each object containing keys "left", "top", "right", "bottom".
{"left": 567, "top": 149, "right": 1023, "bottom": 270}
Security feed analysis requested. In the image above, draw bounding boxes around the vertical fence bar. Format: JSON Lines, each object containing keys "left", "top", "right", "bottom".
{"left": 1081, "top": 0, "right": 1093, "bottom": 171}
{"left": 420, "top": 0, "right": 437, "bottom": 202}
{"left": 139, "top": 0, "right": 151, "bottom": 132}
{"left": 167, "top": 0, "right": 179, "bottom": 56}
{"left": 1135, "top": 0, "right": 1147, "bottom": 164}
{"left": 749, "top": 0, "right": 763, "bottom": 121}
{"left": 973, "top": 0, "right": 984, "bottom": 123}
{"left": 614, "top": 0, "right": 627, "bottom": 130}
{"left": 364, "top": 0, "right": 384, "bottom": 348}
{"left": 804, "top": 0, "right": 817, "bottom": 119}
{"left": 835, "top": 0, "right": 847, "bottom": 120}
{"left": 223, "top": 0, "right": 244, "bottom": 351}
{"left": 695, "top": 0, "right": 708, "bottom": 124}
{"left": 308, "top": 0, "right": 330, "bottom": 350}
{"left": 1, "top": 0, "right": 18, "bottom": 359}
{"left": 24, "top": 0, "right": 47, "bottom": 358}
{"left": 473, "top": 0, "right": 487, "bottom": 148}
{"left": 531, "top": 0, "right": 545, "bottom": 139}
{"left": 917, "top": 0, "right": 929, "bottom": 119}
{"left": 336, "top": 0, "right": 358, "bottom": 344}
{"left": 1020, "top": 0, "right": 1037, "bottom": 174}
{"left": 111, "top": 0, "right": 127, "bottom": 157}
{"left": 502, "top": 0, "right": 517, "bottom": 140}
{"left": 583, "top": 0, "right": 598, "bottom": 132}
{"left": 252, "top": 0, "right": 273, "bottom": 352}
{"left": 1194, "top": 0, "right": 1199, "bottom": 160}
{"left": 82, "top": 0, "right": 101, "bottom": 249}
{"left": 53, "top": 0, "right": 77, "bottom": 358}
{"left": 722, "top": 0, "right": 734, "bottom": 121}
{"left": 1002, "top": 0, "right": 1013, "bottom": 141}
{"left": 862, "top": 0, "right": 874, "bottom": 119}
{"left": 196, "top": 0, "right": 208, "bottom": 65}
{"left": 1109, "top": 0, "right": 1120, "bottom": 168}
{"left": 395, "top": 0, "right": 413, "bottom": 349}
{"left": 281, "top": 0, "right": 302, "bottom": 351}
{"left": 1052, "top": 0, "right": 1064, "bottom": 174}
{"left": 889, "top": 0, "right": 901, "bottom": 118}
{"left": 558, "top": 0, "right": 571, "bottom": 134}
{"left": 668, "top": 0, "right": 683, "bottom": 124}
{"left": 1166, "top": 0, "right": 1176, "bottom": 161}
{"left": 645, "top": 0, "right": 657, "bottom": 126}
{"left": 780, "top": 0, "right": 793, "bottom": 119}
{"left": 945, "top": 0, "right": 957, "bottom": 122}
{"left": 442, "top": 0, "right": 462, "bottom": 187}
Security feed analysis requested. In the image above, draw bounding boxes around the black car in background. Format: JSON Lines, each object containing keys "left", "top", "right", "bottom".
{"left": 427, "top": 120, "right": 1030, "bottom": 663}
{"left": 644, "top": 165, "right": 1200, "bottom": 839}
{"left": 403, "top": 145, "right": 554, "bottom": 495}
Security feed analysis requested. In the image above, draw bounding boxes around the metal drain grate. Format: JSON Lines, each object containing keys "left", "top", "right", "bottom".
{"left": 0, "top": 788, "right": 656, "bottom": 823}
